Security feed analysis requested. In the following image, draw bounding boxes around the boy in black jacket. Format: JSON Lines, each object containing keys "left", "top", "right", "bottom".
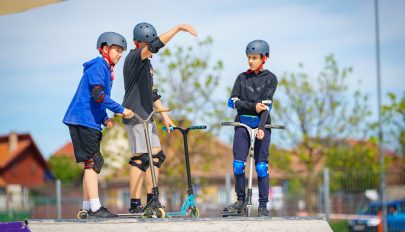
{"left": 224, "top": 40, "right": 278, "bottom": 217}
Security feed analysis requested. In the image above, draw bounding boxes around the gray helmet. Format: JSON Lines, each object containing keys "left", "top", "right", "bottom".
{"left": 246, "top": 40, "right": 269, "bottom": 57}
{"left": 133, "top": 22, "right": 157, "bottom": 43}
{"left": 97, "top": 32, "right": 127, "bottom": 51}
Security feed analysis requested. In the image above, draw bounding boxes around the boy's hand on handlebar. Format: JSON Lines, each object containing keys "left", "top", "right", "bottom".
{"left": 104, "top": 118, "right": 114, "bottom": 128}
{"left": 256, "top": 103, "right": 267, "bottom": 113}
{"left": 123, "top": 108, "right": 134, "bottom": 119}
{"left": 163, "top": 117, "right": 176, "bottom": 133}
{"left": 256, "top": 129, "right": 265, "bottom": 140}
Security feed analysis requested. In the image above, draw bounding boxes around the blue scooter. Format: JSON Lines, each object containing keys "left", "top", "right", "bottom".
{"left": 162, "top": 125, "right": 207, "bottom": 218}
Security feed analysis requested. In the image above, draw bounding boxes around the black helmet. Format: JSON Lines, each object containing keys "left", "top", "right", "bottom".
{"left": 246, "top": 40, "right": 269, "bottom": 57}
{"left": 133, "top": 22, "right": 157, "bottom": 43}
{"left": 97, "top": 32, "right": 127, "bottom": 51}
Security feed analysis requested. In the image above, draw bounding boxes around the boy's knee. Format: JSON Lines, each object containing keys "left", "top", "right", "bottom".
{"left": 84, "top": 152, "right": 104, "bottom": 174}
{"left": 233, "top": 160, "right": 246, "bottom": 175}
{"left": 129, "top": 153, "right": 149, "bottom": 172}
{"left": 255, "top": 162, "right": 269, "bottom": 178}
{"left": 152, "top": 150, "right": 166, "bottom": 168}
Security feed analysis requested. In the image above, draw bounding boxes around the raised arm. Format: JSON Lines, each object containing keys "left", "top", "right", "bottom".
{"left": 141, "top": 24, "right": 197, "bottom": 60}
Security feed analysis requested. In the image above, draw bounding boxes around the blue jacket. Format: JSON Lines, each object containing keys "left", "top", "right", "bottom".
{"left": 63, "top": 57, "right": 124, "bottom": 131}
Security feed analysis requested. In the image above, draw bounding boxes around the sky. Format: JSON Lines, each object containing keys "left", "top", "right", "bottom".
{"left": 0, "top": 0, "right": 404, "bottom": 158}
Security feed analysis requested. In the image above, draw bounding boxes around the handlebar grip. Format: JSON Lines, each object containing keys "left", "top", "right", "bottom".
{"left": 221, "top": 122, "right": 236, "bottom": 126}
{"left": 189, "top": 125, "right": 207, "bottom": 130}
{"left": 265, "top": 124, "right": 286, "bottom": 129}
{"left": 162, "top": 126, "right": 175, "bottom": 132}
{"left": 156, "top": 108, "right": 171, "bottom": 113}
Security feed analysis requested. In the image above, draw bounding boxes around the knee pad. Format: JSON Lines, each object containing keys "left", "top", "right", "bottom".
{"left": 84, "top": 152, "right": 104, "bottom": 174}
{"left": 256, "top": 162, "right": 268, "bottom": 178}
{"left": 152, "top": 150, "right": 166, "bottom": 168}
{"left": 233, "top": 160, "right": 245, "bottom": 175}
{"left": 129, "top": 153, "right": 149, "bottom": 172}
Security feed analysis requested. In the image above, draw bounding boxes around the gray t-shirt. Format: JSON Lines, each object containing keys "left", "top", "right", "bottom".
{"left": 122, "top": 48, "right": 154, "bottom": 124}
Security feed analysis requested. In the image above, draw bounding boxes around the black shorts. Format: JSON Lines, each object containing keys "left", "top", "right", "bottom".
{"left": 68, "top": 125, "right": 102, "bottom": 163}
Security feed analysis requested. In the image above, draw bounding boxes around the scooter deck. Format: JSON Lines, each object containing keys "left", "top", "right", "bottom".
{"left": 221, "top": 209, "right": 246, "bottom": 217}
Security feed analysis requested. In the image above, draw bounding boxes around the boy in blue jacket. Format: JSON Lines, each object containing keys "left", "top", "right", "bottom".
{"left": 224, "top": 40, "right": 278, "bottom": 217}
{"left": 63, "top": 32, "right": 134, "bottom": 218}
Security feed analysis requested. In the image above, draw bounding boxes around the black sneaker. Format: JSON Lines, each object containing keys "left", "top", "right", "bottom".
{"left": 128, "top": 205, "right": 143, "bottom": 214}
{"left": 258, "top": 206, "right": 269, "bottom": 217}
{"left": 88, "top": 206, "right": 118, "bottom": 218}
{"left": 223, "top": 200, "right": 245, "bottom": 212}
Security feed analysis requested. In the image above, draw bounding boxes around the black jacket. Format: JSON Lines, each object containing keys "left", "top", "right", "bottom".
{"left": 230, "top": 69, "right": 278, "bottom": 129}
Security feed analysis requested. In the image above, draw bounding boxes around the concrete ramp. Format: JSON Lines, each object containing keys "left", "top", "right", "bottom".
{"left": 28, "top": 217, "right": 333, "bottom": 232}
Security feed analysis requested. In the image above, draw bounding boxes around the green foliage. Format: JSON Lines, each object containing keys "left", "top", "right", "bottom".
{"left": 381, "top": 92, "right": 405, "bottom": 156}
{"left": 48, "top": 155, "right": 82, "bottom": 183}
{"left": 155, "top": 36, "right": 231, "bottom": 133}
{"left": 326, "top": 142, "right": 381, "bottom": 192}
{"left": 273, "top": 54, "right": 371, "bottom": 144}
{"left": 271, "top": 54, "right": 372, "bottom": 211}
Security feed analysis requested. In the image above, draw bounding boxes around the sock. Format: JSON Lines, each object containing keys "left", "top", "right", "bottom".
{"left": 131, "top": 198, "right": 141, "bottom": 209}
{"left": 90, "top": 198, "right": 101, "bottom": 212}
{"left": 147, "top": 193, "right": 153, "bottom": 203}
{"left": 82, "top": 201, "right": 90, "bottom": 211}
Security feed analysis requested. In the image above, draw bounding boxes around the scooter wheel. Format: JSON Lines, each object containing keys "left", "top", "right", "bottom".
{"left": 77, "top": 210, "right": 88, "bottom": 219}
{"left": 156, "top": 208, "right": 165, "bottom": 218}
{"left": 189, "top": 207, "right": 200, "bottom": 218}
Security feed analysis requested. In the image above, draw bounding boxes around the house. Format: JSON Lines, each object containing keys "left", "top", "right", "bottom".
{"left": 0, "top": 132, "right": 53, "bottom": 210}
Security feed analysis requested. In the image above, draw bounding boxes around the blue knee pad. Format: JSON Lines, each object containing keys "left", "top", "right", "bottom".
{"left": 233, "top": 160, "right": 245, "bottom": 175}
{"left": 256, "top": 162, "right": 268, "bottom": 178}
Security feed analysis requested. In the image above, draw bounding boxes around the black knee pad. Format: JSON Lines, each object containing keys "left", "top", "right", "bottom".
{"left": 129, "top": 153, "right": 149, "bottom": 172}
{"left": 84, "top": 152, "right": 104, "bottom": 174}
{"left": 152, "top": 150, "right": 166, "bottom": 168}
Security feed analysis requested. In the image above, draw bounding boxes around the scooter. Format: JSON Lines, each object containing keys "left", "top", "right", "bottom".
{"left": 77, "top": 108, "right": 170, "bottom": 220}
{"left": 220, "top": 121, "right": 285, "bottom": 217}
{"left": 161, "top": 125, "right": 207, "bottom": 218}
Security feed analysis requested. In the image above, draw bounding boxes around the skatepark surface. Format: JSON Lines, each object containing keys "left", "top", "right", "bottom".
{"left": 27, "top": 217, "right": 333, "bottom": 232}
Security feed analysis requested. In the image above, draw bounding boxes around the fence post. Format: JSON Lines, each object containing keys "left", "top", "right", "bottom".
{"left": 225, "top": 173, "right": 231, "bottom": 206}
{"left": 323, "top": 168, "right": 330, "bottom": 221}
{"left": 56, "top": 179, "right": 62, "bottom": 219}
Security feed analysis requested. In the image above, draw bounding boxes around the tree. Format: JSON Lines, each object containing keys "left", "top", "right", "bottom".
{"left": 272, "top": 54, "right": 372, "bottom": 212}
{"left": 381, "top": 92, "right": 405, "bottom": 156}
{"left": 48, "top": 155, "right": 82, "bottom": 183}
{"left": 155, "top": 36, "right": 232, "bottom": 132}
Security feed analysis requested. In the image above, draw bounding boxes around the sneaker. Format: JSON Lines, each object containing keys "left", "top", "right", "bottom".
{"left": 88, "top": 206, "right": 118, "bottom": 218}
{"left": 128, "top": 205, "right": 143, "bottom": 214}
{"left": 223, "top": 200, "right": 245, "bottom": 212}
{"left": 258, "top": 206, "right": 269, "bottom": 217}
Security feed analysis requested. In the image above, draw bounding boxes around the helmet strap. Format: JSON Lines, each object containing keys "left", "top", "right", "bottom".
{"left": 254, "top": 56, "right": 267, "bottom": 74}
{"left": 98, "top": 47, "right": 115, "bottom": 80}
{"left": 134, "top": 41, "right": 140, "bottom": 49}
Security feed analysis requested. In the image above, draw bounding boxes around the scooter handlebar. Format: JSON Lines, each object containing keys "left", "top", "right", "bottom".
{"left": 155, "top": 108, "right": 171, "bottom": 113}
{"left": 162, "top": 126, "right": 175, "bottom": 132}
{"left": 162, "top": 125, "right": 207, "bottom": 132}
{"left": 189, "top": 125, "right": 207, "bottom": 130}
{"left": 221, "top": 122, "right": 286, "bottom": 130}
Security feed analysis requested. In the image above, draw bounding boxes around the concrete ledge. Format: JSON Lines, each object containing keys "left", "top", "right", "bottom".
{"left": 28, "top": 217, "right": 333, "bottom": 232}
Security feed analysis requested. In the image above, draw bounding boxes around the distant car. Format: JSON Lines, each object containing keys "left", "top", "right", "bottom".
{"left": 348, "top": 199, "right": 405, "bottom": 232}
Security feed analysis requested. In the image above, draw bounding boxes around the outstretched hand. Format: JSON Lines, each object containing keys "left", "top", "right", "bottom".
{"left": 178, "top": 24, "right": 198, "bottom": 37}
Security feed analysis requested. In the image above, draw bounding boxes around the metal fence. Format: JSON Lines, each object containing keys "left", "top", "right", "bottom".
{"left": 1, "top": 168, "right": 404, "bottom": 225}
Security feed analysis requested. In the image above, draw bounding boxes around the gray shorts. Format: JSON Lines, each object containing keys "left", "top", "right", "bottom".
{"left": 125, "top": 123, "right": 161, "bottom": 154}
